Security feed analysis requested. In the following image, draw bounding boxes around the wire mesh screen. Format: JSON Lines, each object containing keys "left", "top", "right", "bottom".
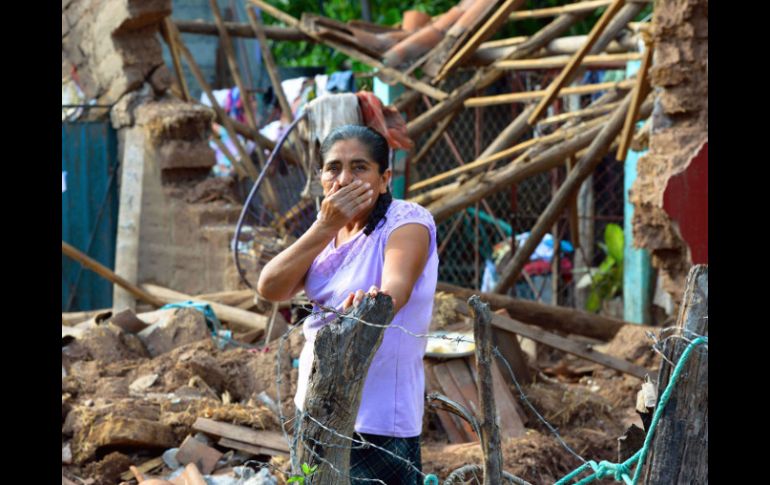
{"left": 407, "top": 71, "right": 626, "bottom": 311}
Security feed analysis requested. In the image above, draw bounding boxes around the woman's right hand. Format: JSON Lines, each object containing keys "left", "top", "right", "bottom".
{"left": 316, "top": 180, "right": 374, "bottom": 231}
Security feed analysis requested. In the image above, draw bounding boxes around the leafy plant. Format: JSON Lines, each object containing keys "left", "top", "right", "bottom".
{"left": 586, "top": 223, "right": 624, "bottom": 313}
{"left": 287, "top": 463, "right": 319, "bottom": 484}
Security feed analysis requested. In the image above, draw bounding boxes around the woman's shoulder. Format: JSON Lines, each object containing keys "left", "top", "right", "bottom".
{"left": 386, "top": 199, "right": 435, "bottom": 224}
{"left": 382, "top": 199, "right": 436, "bottom": 237}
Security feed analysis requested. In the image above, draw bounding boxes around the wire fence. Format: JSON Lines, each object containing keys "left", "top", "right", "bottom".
{"left": 253, "top": 302, "right": 707, "bottom": 484}
{"left": 406, "top": 70, "right": 626, "bottom": 313}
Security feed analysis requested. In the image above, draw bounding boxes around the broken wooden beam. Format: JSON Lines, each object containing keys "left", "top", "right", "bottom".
{"left": 141, "top": 284, "right": 269, "bottom": 331}
{"left": 62, "top": 241, "right": 165, "bottom": 307}
{"left": 296, "top": 293, "right": 395, "bottom": 481}
{"left": 174, "top": 19, "right": 310, "bottom": 41}
{"left": 641, "top": 265, "right": 708, "bottom": 484}
{"left": 437, "top": 282, "right": 626, "bottom": 341}
{"left": 469, "top": 296, "right": 504, "bottom": 484}
{"left": 193, "top": 417, "right": 290, "bottom": 453}
{"left": 454, "top": 299, "right": 651, "bottom": 379}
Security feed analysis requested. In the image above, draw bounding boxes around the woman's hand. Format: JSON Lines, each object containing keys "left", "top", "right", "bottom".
{"left": 317, "top": 180, "right": 374, "bottom": 232}
{"left": 342, "top": 286, "right": 396, "bottom": 311}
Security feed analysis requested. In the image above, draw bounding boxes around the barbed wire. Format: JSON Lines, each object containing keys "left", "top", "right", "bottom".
{"left": 264, "top": 299, "right": 703, "bottom": 484}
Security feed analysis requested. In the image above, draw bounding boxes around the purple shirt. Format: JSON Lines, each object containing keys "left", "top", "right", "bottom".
{"left": 295, "top": 199, "right": 438, "bottom": 437}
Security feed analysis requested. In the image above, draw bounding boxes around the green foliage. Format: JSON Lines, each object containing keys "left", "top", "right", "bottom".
{"left": 586, "top": 223, "right": 624, "bottom": 313}
{"left": 287, "top": 463, "right": 318, "bottom": 484}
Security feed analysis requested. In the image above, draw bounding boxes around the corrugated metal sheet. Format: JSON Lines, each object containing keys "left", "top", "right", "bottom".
{"left": 62, "top": 121, "right": 119, "bottom": 311}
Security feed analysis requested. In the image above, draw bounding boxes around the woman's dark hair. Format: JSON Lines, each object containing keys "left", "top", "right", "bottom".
{"left": 320, "top": 125, "right": 393, "bottom": 236}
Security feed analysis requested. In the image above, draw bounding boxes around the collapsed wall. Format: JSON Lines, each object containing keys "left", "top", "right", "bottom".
{"left": 63, "top": 0, "right": 244, "bottom": 303}
{"left": 630, "top": 0, "right": 707, "bottom": 305}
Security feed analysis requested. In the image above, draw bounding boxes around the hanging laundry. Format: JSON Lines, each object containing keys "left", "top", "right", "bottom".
{"left": 305, "top": 93, "right": 362, "bottom": 145}
{"left": 327, "top": 70, "right": 356, "bottom": 93}
{"left": 356, "top": 91, "right": 413, "bottom": 150}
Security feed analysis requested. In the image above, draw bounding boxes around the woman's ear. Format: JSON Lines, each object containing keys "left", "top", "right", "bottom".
{"left": 380, "top": 168, "right": 392, "bottom": 194}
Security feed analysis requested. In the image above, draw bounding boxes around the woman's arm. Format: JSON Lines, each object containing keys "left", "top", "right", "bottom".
{"left": 257, "top": 179, "right": 374, "bottom": 301}
{"left": 344, "top": 223, "right": 430, "bottom": 314}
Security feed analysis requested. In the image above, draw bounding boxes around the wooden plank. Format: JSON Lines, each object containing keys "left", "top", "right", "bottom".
{"left": 193, "top": 417, "right": 289, "bottom": 453}
{"left": 445, "top": 359, "right": 480, "bottom": 417}
{"left": 491, "top": 317, "right": 532, "bottom": 385}
{"left": 455, "top": 300, "right": 651, "bottom": 379}
{"left": 62, "top": 241, "right": 164, "bottom": 307}
{"left": 490, "top": 360, "right": 527, "bottom": 436}
{"left": 119, "top": 456, "right": 164, "bottom": 481}
{"left": 218, "top": 437, "right": 289, "bottom": 457}
{"left": 425, "top": 361, "right": 468, "bottom": 444}
{"left": 527, "top": 0, "right": 626, "bottom": 124}
{"left": 432, "top": 362, "right": 479, "bottom": 441}
{"left": 111, "top": 126, "right": 146, "bottom": 311}
{"left": 142, "top": 284, "right": 268, "bottom": 331}
{"left": 62, "top": 308, "right": 112, "bottom": 326}
{"left": 538, "top": 100, "right": 621, "bottom": 128}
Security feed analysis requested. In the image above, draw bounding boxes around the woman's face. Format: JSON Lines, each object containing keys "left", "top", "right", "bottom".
{"left": 320, "top": 138, "right": 391, "bottom": 199}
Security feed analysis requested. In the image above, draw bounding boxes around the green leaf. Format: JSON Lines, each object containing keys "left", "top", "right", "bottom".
{"left": 598, "top": 255, "right": 616, "bottom": 274}
{"left": 302, "top": 463, "right": 311, "bottom": 475}
{"left": 287, "top": 476, "right": 304, "bottom": 484}
{"left": 604, "top": 223, "right": 624, "bottom": 263}
{"left": 586, "top": 290, "right": 602, "bottom": 313}
{"left": 309, "top": 465, "right": 318, "bottom": 474}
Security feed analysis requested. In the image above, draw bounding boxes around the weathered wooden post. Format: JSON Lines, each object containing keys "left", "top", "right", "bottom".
{"left": 469, "top": 295, "right": 503, "bottom": 485}
{"left": 297, "top": 293, "right": 395, "bottom": 484}
{"left": 642, "top": 264, "right": 708, "bottom": 483}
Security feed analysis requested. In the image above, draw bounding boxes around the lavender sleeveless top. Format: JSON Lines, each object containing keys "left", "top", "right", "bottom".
{"left": 294, "top": 199, "right": 438, "bottom": 438}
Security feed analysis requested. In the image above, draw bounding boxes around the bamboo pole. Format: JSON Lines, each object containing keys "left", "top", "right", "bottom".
{"left": 409, "top": 114, "right": 610, "bottom": 192}
{"left": 496, "top": 52, "right": 641, "bottom": 71}
{"left": 174, "top": 19, "right": 309, "bottom": 41}
{"left": 407, "top": 10, "right": 589, "bottom": 139}
{"left": 537, "top": 100, "right": 621, "bottom": 127}
{"left": 527, "top": 0, "right": 626, "bottom": 124}
{"left": 616, "top": 39, "right": 653, "bottom": 161}
{"left": 209, "top": 0, "right": 262, "bottom": 140}
{"left": 62, "top": 241, "right": 165, "bottom": 308}
{"left": 160, "top": 18, "right": 191, "bottom": 102}
{"left": 493, "top": 93, "right": 651, "bottom": 293}
{"left": 246, "top": 0, "right": 448, "bottom": 101}
{"left": 465, "top": 79, "right": 634, "bottom": 107}
{"left": 435, "top": 0, "right": 528, "bottom": 82}
{"left": 246, "top": 7, "right": 294, "bottom": 122}
{"left": 509, "top": 0, "right": 614, "bottom": 20}
{"left": 479, "top": 35, "right": 528, "bottom": 50}
{"left": 409, "top": 109, "right": 460, "bottom": 166}
{"left": 168, "top": 20, "right": 259, "bottom": 180}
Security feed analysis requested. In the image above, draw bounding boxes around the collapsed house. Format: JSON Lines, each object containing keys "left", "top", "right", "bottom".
{"left": 62, "top": 0, "right": 707, "bottom": 483}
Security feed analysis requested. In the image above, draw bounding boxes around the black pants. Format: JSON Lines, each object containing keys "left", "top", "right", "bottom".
{"left": 349, "top": 432, "right": 422, "bottom": 485}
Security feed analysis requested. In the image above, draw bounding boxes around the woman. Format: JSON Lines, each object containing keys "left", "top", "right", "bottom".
{"left": 257, "top": 124, "right": 438, "bottom": 484}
